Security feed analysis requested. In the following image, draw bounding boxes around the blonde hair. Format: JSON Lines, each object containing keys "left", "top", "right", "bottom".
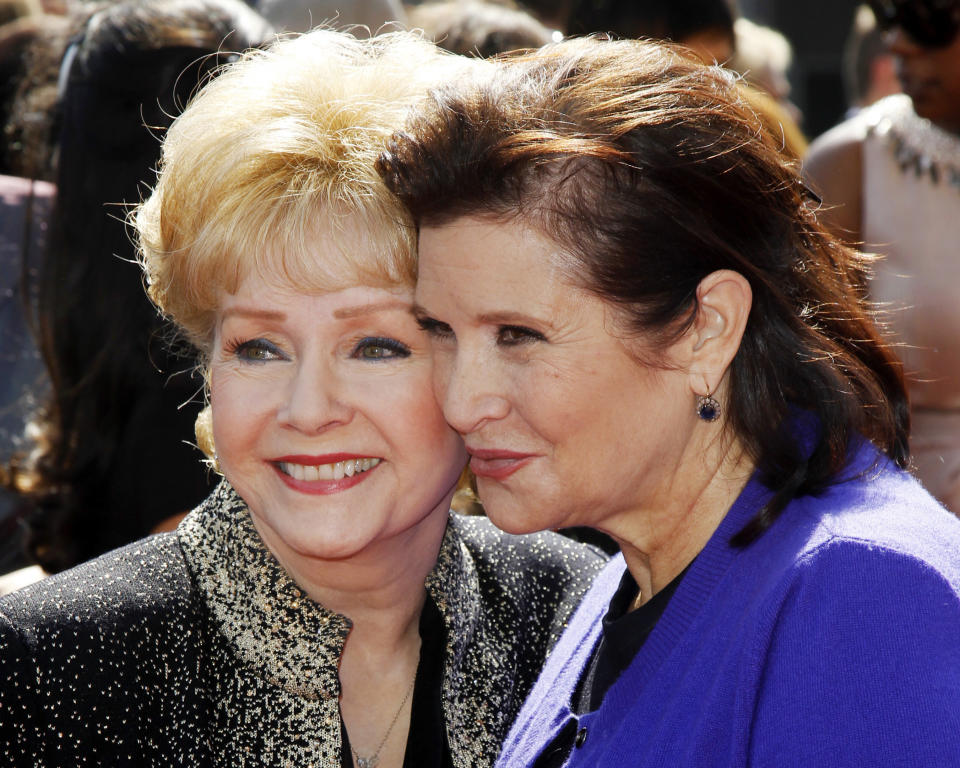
{"left": 136, "top": 28, "right": 474, "bottom": 352}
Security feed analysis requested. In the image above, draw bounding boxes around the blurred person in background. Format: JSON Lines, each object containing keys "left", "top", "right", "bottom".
{"left": 564, "top": 0, "right": 807, "bottom": 159}
{"left": 0, "top": 28, "right": 605, "bottom": 765}
{"left": 0, "top": 5, "right": 66, "bottom": 582}
{"left": 842, "top": 3, "right": 902, "bottom": 115}
{"left": 730, "top": 16, "right": 803, "bottom": 126}
{"left": 409, "top": 1, "right": 552, "bottom": 57}
{"left": 0, "top": 0, "right": 272, "bottom": 593}
{"left": 256, "top": 0, "right": 406, "bottom": 32}
{"left": 805, "top": 0, "right": 960, "bottom": 514}
{"left": 566, "top": 0, "right": 737, "bottom": 62}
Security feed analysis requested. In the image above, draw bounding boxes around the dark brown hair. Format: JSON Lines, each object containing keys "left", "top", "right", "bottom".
{"left": 5, "top": 0, "right": 271, "bottom": 572}
{"left": 378, "top": 36, "right": 909, "bottom": 544}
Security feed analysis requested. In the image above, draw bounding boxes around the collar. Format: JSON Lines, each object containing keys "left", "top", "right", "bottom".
{"left": 178, "top": 481, "right": 487, "bottom": 706}
{"left": 865, "top": 93, "right": 960, "bottom": 190}
{"left": 178, "top": 481, "right": 350, "bottom": 701}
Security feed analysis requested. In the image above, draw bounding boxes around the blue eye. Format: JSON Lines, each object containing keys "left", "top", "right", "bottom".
{"left": 230, "top": 338, "right": 286, "bottom": 362}
{"left": 353, "top": 336, "right": 411, "bottom": 360}
{"left": 498, "top": 325, "right": 545, "bottom": 346}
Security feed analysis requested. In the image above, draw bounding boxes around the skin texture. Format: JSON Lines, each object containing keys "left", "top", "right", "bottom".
{"left": 210, "top": 278, "right": 464, "bottom": 570}
{"left": 415, "top": 216, "right": 754, "bottom": 601}
{"left": 208, "top": 258, "right": 466, "bottom": 764}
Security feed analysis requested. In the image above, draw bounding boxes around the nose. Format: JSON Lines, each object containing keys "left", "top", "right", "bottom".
{"left": 277, "top": 357, "right": 352, "bottom": 434}
{"left": 435, "top": 345, "right": 510, "bottom": 436}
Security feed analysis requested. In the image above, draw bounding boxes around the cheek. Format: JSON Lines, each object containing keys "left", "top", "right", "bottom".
{"left": 510, "top": 360, "right": 602, "bottom": 440}
{"left": 209, "top": 367, "right": 269, "bottom": 460}
{"left": 392, "top": 372, "right": 461, "bottom": 447}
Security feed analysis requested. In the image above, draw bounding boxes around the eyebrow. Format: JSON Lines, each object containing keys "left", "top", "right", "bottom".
{"left": 220, "top": 307, "right": 287, "bottom": 322}
{"left": 478, "top": 311, "right": 554, "bottom": 329}
{"left": 412, "top": 305, "right": 554, "bottom": 329}
{"left": 333, "top": 299, "right": 412, "bottom": 319}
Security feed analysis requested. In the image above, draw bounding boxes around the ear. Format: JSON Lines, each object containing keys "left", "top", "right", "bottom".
{"left": 686, "top": 270, "right": 752, "bottom": 397}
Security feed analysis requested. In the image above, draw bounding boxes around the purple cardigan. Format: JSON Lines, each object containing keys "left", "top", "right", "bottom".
{"left": 497, "top": 441, "right": 960, "bottom": 767}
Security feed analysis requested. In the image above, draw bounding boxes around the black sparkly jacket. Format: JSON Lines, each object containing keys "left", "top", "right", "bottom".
{"left": 0, "top": 483, "right": 606, "bottom": 767}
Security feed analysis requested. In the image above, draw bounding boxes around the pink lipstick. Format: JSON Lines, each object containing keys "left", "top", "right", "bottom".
{"left": 467, "top": 447, "right": 536, "bottom": 481}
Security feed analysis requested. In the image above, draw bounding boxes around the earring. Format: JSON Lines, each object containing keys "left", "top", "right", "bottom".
{"left": 696, "top": 394, "right": 720, "bottom": 422}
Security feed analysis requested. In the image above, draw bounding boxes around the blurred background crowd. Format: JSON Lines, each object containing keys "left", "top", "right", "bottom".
{"left": 0, "top": 0, "right": 957, "bottom": 592}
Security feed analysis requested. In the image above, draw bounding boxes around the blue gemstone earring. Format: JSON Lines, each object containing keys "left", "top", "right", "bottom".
{"left": 696, "top": 394, "right": 720, "bottom": 422}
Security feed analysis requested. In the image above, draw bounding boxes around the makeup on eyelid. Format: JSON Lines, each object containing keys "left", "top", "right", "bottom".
{"left": 209, "top": 277, "right": 465, "bottom": 563}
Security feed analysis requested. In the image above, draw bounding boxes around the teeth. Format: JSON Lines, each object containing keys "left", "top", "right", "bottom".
{"left": 280, "top": 458, "right": 380, "bottom": 482}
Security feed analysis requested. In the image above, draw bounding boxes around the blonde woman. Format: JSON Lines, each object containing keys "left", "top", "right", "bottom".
{"left": 0, "top": 30, "right": 605, "bottom": 766}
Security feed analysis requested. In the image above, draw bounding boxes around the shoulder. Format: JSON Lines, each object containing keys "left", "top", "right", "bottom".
{"left": 0, "top": 532, "right": 194, "bottom": 631}
{"left": 446, "top": 514, "right": 608, "bottom": 646}
{"left": 758, "top": 453, "right": 960, "bottom": 653}
{"left": 741, "top": 464, "right": 960, "bottom": 761}
{"left": 749, "top": 505, "right": 960, "bottom": 761}
{"left": 0, "top": 534, "right": 205, "bottom": 762}
{"left": 0, "top": 532, "right": 201, "bottom": 677}
{"left": 797, "top": 453, "right": 960, "bottom": 583}
{"left": 803, "top": 114, "right": 870, "bottom": 243}
{"left": 447, "top": 513, "right": 608, "bottom": 587}
{"left": 739, "top": 446, "right": 960, "bottom": 654}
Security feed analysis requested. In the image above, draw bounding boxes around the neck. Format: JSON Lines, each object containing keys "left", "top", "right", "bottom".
{"left": 251, "top": 506, "right": 449, "bottom": 645}
{"left": 607, "top": 425, "right": 753, "bottom": 605}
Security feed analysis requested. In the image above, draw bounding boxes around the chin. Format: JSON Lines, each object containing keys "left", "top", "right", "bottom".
{"left": 483, "top": 504, "right": 558, "bottom": 537}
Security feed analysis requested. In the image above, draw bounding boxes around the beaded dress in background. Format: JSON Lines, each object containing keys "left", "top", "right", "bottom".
{"left": 862, "top": 94, "right": 960, "bottom": 513}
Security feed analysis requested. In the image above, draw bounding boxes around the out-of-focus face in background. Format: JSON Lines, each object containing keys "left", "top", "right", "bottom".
{"left": 870, "top": 0, "right": 960, "bottom": 131}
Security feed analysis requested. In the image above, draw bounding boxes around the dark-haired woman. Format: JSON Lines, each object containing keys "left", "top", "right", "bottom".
{"left": 378, "top": 37, "right": 960, "bottom": 765}
{"left": 2, "top": 0, "right": 271, "bottom": 581}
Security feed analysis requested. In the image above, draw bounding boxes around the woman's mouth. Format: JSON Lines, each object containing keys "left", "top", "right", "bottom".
{"left": 467, "top": 448, "right": 536, "bottom": 481}
{"left": 278, "top": 457, "right": 381, "bottom": 481}
{"left": 270, "top": 454, "right": 383, "bottom": 494}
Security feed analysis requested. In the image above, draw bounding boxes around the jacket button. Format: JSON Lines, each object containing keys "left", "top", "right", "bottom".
{"left": 575, "top": 727, "right": 588, "bottom": 748}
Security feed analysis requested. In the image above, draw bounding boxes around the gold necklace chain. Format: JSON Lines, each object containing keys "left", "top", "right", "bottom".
{"left": 350, "top": 673, "right": 417, "bottom": 768}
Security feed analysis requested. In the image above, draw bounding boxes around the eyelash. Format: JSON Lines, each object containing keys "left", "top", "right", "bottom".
{"left": 351, "top": 336, "right": 411, "bottom": 360}
{"left": 416, "top": 317, "right": 546, "bottom": 347}
{"left": 417, "top": 316, "right": 454, "bottom": 339}
{"left": 497, "top": 325, "right": 545, "bottom": 346}
{"left": 225, "top": 336, "right": 410, "bottom": 363}
{"left": 226, "top": 337, "right": 287, "bottom": 363}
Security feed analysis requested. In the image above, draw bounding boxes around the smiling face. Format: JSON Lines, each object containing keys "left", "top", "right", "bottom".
{"left": 209, "top": 271, "right": 466, "bottom": 566}
{"left": 415, "top": 216, "right": 702, "bottom": 541}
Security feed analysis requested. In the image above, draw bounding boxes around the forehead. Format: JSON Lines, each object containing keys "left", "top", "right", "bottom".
{"left": 415, "top": 216, "right": 585, "bottom": 317}
{"left": 224, "top": 206, "right": 414, "bottom": 299}
{"left": 418, "top": 216, "right": 568, "bottom": 276}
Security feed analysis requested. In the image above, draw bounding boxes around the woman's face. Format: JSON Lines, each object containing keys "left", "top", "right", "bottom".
{"left": 415, "top": 216, "right": 700, "bottom": 538}
{"left": 209, "top": 271, "right": 466, "bottom": 563}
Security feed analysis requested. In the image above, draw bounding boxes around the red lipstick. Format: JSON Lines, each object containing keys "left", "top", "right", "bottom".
{"left": 467, "top": 447, "right": 536, "bottom": 481}
{"left": 269, "top": 453, "right": 381, "bottom": 495}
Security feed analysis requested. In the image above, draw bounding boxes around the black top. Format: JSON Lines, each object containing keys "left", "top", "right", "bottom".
{"left": 575, "top": 565, "right": 687, "bottom": 714}
{"left": 341, "top": 595, "right": 452, "bottom": 768}
{"left": 532, "top": 565, "right": 688, "bottom": 768}
{"left": 0, "top": 491, "right": 607, "bottom": 767}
